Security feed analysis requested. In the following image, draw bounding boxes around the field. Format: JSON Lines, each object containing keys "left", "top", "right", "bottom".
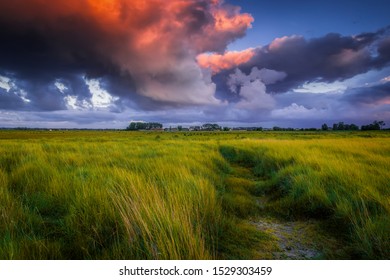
{"left": 0, "top": 130, "right": 389, "bottom": 259}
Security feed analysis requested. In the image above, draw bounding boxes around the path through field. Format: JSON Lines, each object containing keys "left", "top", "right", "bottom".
{"left": 252, "top": 218, "right": 323, "bottom": 259}
{"left": 227, "top": 162, "right": 340, "bottom": 260}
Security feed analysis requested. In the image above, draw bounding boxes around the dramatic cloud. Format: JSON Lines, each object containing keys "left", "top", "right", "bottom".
{"left": 342, "top": 82, "right": 390, "bottom": 106}
{"left": 0, "top": 0, "right": 253, "bottom": 110}
{"left": 1, "top": 1, "right": 389, "bottom": 128}
{"left": 227, "top": 67, "right": 286, "bottom": 110}
{"left": 197, "top": 48, "right": 255, "bottom": 73}
{"left": 209, "top": 28, "right": 390, "bottom": 93}
{"left": 228, "top": 67, "right": 287, "bottom": 89}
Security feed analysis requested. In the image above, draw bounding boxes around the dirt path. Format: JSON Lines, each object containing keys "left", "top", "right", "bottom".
{"left": 251, "top": 218, "right": 324, "bottom": 259}
{"left": 229, "top": 163, "right": 337, "bottom": 260}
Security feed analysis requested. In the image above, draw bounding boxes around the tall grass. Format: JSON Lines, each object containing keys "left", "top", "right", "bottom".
{"left": 0, "top": 133, "right": 226, "bottom": 259}
{"left": 220, "top": 137, "right": 390, "bottom": 259}
{"left": 0, "top": 130, "right": 389, "bottom": 259}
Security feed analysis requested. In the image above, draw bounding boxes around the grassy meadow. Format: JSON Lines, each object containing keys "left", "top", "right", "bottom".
{"left": 0, "top": 130, "right": 389, "bottom": 259}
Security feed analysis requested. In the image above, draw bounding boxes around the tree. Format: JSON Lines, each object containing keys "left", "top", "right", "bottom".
{"left": 349, "top": 124, "right": 359, "bottom": 131}
{"left": 202, "top": 123, "right": 221, "bottom": 131}
{"left": 321, "top": 123, "right": 329, "bottom": 131}
{"left": 375, "top": 120, "right": 385, "bottom": 130}
{"left": 331, "top": 122, "right": 359, "bottom": 131}
{"left": 126, "top": 122, "right": 162, "bottom": 131}
{"left": 337, "top": 122, "right": 345, "bottom": 131}
{"left": 361, "top": 121, "right": 385, "bottom": 131}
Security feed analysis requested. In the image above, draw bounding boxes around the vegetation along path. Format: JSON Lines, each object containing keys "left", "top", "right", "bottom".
{"left": 219, "top": 145, "right": 344, "bottom": 259}
{"left": 1, "top": 131, "right": 388, "bottom": 259}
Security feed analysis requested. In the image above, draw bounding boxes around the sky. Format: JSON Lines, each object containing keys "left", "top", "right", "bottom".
{"left": 0, "top": 0, "right": 389, "bottom": 129}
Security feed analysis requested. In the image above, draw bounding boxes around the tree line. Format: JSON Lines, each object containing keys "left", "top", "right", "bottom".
{"left": 125, "top": 120, "right": 386, "bottom": 131}
{"left": 126, "top": 122, "right": 163, "bottom": 131}
{"left": 322, "top": 120, "right": 385, "bottom": 131}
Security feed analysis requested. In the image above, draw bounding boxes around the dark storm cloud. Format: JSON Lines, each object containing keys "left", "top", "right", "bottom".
{"left": 1, "top": 1, "right": 389, "bottom": 129}
{"left": 342, "top": 82, "right": 390, "bottom": 106}
{"left": 210, "top": 27, "right": 390, "bottom": 94}
{"left": 0, "top": 88, "right": 29, "bottom": 110}
{"left": 260, "top": 29, "right": 390, "bottom": 92}
{"left": 376, "top": 37, "right": 390, "bottom": 63}
{"left": 0, "top": 0, "right": 253, "bottom": 111}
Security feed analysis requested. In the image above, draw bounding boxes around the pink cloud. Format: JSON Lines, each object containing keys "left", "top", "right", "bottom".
{"left": 0, "top": 0, "right": 253, "bottom": 105}
{"left": 268, "top": 35, "right": 303, "bottom": 52}
{"left": 197, "top": 48, "right": 256, "bottom": 74}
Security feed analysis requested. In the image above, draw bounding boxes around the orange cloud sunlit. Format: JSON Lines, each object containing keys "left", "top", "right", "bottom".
{"left": 197, "top": 48, "right": 256, "bottom": 74}
{"left": 0, "top": 0, "right": 254, "bottom": 105}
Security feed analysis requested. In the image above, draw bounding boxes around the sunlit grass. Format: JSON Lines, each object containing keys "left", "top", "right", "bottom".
{"left": 0, "top": 130, "right": 389, "bottom": 259}
{"left": 0, "top": 133, "right": 227, "bottom": 259}
{"left": 219, "top": 137, "right": 390, "bottom": 259}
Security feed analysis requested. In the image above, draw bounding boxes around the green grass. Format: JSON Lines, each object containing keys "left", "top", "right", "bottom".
{"left": 219, "top": 137, "right": 390, "bottom": 259}
{"left": 0, "top": 130, "right": 389, "bottom": 259}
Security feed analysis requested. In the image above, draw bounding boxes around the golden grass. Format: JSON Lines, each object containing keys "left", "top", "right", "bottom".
{"left": 0, "top": 130, "right": 389, "bottom": 259}
{"left": 220, "top": 137, "right": 390, "bottom": 258}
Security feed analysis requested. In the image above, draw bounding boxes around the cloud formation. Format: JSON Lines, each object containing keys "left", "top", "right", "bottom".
{"left": 1, "top": 1, "right": 389, "bottom": 128}
{"left": 197, "top": 48, "right": 255, "bottom": 73}
{"left": 0, "top": 0, "right": 253, "bottom": 110}
{"left": 271, "top": 103, "right": 328, "bottom": 119}
{"left": 207, "top": 28, "right": 390, "bottom": 93}
{"left": 226, "top": 67, "right": 286, "bottom": 109}
{"left": 343, "top": 82, "right": 390, "bottom": 106}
